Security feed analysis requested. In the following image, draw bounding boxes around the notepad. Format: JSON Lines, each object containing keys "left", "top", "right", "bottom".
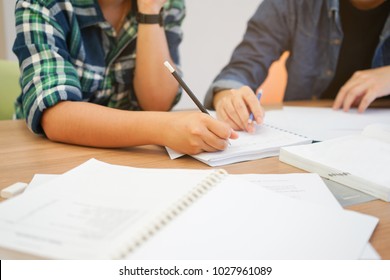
{"left": 279, "top": 124, "right": 390, "bottom": 202}
{"left": 196, "top": 123, "right": 312, "bottom": 166}
{"left": 167, "top": 122, "right": 312, "bottom": 166}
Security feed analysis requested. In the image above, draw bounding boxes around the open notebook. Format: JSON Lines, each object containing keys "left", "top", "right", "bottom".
{"left": 280, "top": 124, "right": 390, "bottom": 202}
{"left": 167, "top": 122, "right": 311, "bottom": 166}
{"left": 266, "top": 106, "right": 390, "bottom": 141}
{"left": 0, "top": 159, "right": 378, "bottom": 259}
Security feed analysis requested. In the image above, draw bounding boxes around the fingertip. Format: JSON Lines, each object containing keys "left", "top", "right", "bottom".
{"left": 358, "top": 96, "right": 373, "bottom": 113}
{"left": 358, "top": 104, "right": 367, "bottom": 113}
{"left": 230, "top": 129, "right": 239, "bottom": 139}
{"left": 255, "top": 116, "right": 263, "bottom": 124}
{"left": 333, "top": 90, "right": 346, "bottom": 110}
{"left": 246, "top": 123, "right": 256, "bottom": 134}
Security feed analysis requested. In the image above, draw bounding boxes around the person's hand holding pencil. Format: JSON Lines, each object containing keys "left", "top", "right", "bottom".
{"left": 164, "top": 61, "right": 238, "bottom": 153}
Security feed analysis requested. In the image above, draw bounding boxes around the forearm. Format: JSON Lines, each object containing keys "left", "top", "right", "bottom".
{"left": 134, "top": 23, "right": 178, "bottom": 111}
{"left": 41, "top": 101, "right": 169, "bottom": 148}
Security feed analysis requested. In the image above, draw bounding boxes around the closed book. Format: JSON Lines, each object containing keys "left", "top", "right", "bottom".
{"left": 279, "top": 124, "right": 390, "bottom": 202}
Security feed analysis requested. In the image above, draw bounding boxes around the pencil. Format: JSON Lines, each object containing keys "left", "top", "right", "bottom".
{"left": 164, "top": 61, "right": 231, "bottom": 145}
{"left": 164, "top": 61, "right": 209, "bottom": 115}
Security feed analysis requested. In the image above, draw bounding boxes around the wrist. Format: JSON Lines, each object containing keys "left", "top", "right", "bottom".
{"left": 152, "top": 112, "right": 173, "bottom": 146}
{"left": 137, "top": 4, "right": 162, "bottom": 14}
{"left": 213, "top": 89, "right": 233, "bottom": 109}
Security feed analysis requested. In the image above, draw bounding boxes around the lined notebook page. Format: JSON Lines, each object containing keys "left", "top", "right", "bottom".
{"left": 165, "top": 110, "right": 312, "bottom": 166}
{"left": 191, "top": 124, "right": 311, "bottom": 166}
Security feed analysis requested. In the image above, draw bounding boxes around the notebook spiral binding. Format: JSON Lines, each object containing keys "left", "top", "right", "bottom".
{"left": 115, "top": 169, "right": 228, "bottom": 259}
{"left": 263, "top": 123, "right": 308, "bottom": 139}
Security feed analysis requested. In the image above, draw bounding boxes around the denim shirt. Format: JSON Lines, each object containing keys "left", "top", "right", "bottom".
{"left": 204, "top": 0, "right": 390, "bottom": 108}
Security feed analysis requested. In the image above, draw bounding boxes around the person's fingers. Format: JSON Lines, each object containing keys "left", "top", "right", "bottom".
{"left": 201, "top": 140, "right": 223, "bottom": 152}
{"left": 229, "top": 129, "right": 239, "bottom": 139}
{"left": 183, "top": 114, "right": 235, "bottom": 154}
{"left": 216, "top": 99, "right": 242, "bottom": 130}
{"left": 333, "top": 85, "right": 348, "bottom": 110}
{"left": 190, "top": 127, "right": 228, "bottom": 153}
{"left": 230, "top": 86, "right": 265, "bottom": 132}
{"left": 243, "top": 90, "right": 264, "bottom": 125}
{"left": 358, "top": 89, "right": 377, "bottom": 113}
{"left": 231, "top": 93, "right": 251, "bottom": 130}
{"left": 341, "top": 83, "right": 367, "bottom": 112}
{"left": 333, "top": 72, "right": 365, "bottom": 110}
{"left": 214, "top": 86, "right": 267, "bottom": 133}
{"left": 206, "top": 117, "right": 236, "bottom": 141}
{"left": 214, "top": 87, "right": 263, "bottom": 132}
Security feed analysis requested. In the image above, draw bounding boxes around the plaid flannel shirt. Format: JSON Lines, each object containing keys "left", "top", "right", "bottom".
{"left": 13, "top": 0, "right": 185, "bottom": 134}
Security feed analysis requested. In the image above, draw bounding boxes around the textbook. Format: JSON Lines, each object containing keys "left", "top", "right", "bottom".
{"left": 167, "top": 122, "right": 312, "bottom": 166}
{"left": 279, "top": 124, "right": 390, "bottom": 202}
{"left": 0, "top": 159, "right": 378, "bottom": 259}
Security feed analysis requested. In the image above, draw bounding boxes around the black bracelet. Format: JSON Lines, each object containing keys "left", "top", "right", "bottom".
{"left": 136, "top": 8, "right": 163, "bottom": 26}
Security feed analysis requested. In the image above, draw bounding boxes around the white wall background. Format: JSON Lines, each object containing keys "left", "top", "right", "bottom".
{"left": 177, "top": 0, "right": 261, "bottom": 109}
{"left": 0, "top": 0, "right": 262, "bottom": 109}
{"left": 0, "top": 0, "right": 17, "bottom": 60}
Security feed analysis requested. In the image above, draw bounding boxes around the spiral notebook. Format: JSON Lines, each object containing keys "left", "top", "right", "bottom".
{"left": 0, "top": 159, "right": 378, "bottom": 259}
{"left": 0, "top": 159, "right": 227, "bottom": 259}
{"left": 189, "top": 123, "right": 312, "bottom": 166}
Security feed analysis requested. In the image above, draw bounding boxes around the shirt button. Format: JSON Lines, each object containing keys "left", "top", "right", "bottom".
{"left": 326, "top": 70, "right": 333, "bottom": 76}
{"left": 331, "top": 39, "right": 342, "bottom": 45}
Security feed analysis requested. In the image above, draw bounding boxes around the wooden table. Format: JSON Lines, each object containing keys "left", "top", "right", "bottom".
{"left": 0, "top": 118, "right": 389, "bottom": 259}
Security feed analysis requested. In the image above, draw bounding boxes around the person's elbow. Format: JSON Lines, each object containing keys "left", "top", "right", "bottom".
{"left": 137, "top": 88, "right": 179, "bottom": 111}
{"left": 41, "top": 109, "right": 59, "bottom": 141}
{"left": 40, "top": 102, "right": 70, "bottom": 142}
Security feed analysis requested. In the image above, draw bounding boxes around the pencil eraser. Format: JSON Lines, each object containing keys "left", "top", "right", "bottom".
{"left": 1, "top": 182, "right": 28, "bottom": 199}
{"left": 163, "top": 61, "right": 175, "bottom": 73}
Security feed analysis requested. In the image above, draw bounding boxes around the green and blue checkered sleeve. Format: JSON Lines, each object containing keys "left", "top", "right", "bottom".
{"left": 13, "top": 0, "right": 83, "bottom": 134}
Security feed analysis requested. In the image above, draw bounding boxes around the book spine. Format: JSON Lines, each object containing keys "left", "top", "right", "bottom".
{"left": 279, "top": 149, "right": 390, "bottom": 202}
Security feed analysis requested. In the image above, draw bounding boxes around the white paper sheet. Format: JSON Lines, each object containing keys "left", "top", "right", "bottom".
{"left": 265, "top": 107, "right": 390, "bottom": 141}
{"left": 130, "top": 177, "right": 378, "bottom": 260}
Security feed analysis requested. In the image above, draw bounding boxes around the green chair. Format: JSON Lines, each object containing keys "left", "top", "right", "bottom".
{"left": 0, "top": 60, "right": 21, "bottom": 120}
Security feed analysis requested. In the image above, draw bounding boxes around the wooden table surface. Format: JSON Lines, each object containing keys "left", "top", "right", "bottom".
{"left": 0, "top": 112, "right": 389, "bottom": 259}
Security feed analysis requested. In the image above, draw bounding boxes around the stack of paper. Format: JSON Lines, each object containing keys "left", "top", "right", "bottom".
{"left": 0, "top": 159, "right": 380, "bottom": 259}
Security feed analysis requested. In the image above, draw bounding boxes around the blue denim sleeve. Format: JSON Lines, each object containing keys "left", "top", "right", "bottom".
{"left": 204, "top": 0, "right": 292, "bottom": 108}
